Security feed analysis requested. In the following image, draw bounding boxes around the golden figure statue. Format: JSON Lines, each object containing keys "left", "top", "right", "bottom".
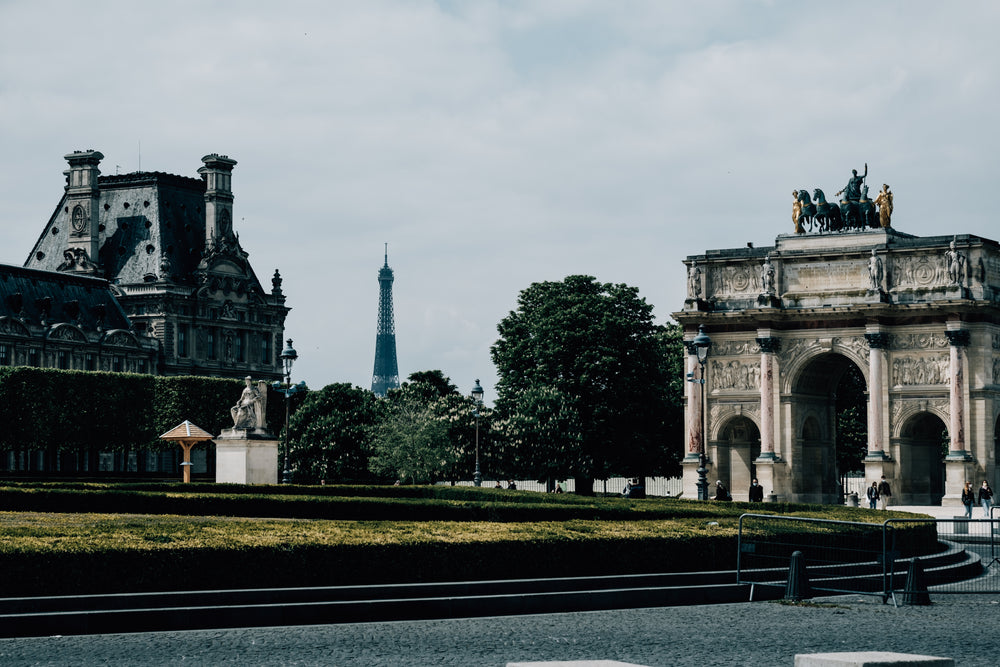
{"left": 792, "top": 190, "right": 804, "bottom": 234}
{"left": 875, "top": 183, "right": 893, "bottom": 228}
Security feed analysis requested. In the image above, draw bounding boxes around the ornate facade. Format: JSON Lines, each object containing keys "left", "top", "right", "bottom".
{"left": 675, "top": 228, "right": 1000, "bottom": 506}
{"left": 22, "top": 150, "right": 289, "bottom": 381}
{"left": 0, "top": 264, "right": 159, "bottom": 373}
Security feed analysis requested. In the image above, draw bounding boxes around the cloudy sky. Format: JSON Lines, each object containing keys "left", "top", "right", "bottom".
{"left": 2, "top": 1, "right": 998, "bottom": 400}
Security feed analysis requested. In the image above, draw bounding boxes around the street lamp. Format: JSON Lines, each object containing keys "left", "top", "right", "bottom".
{"left": 470, "top": 379, "right": 484, "bottom": 487}
{"left": 273, "top": 338, "right": 299, "bottom": 484}
{"left": 692, "top": 325, "right": 712, "bottom": 501}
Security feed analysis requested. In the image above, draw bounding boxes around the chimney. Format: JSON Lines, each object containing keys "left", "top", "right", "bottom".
{"left": 63, "top": 149, "right": 104, "bottom": 272}
{"left": 198, "top": 153, "right": 238, "bottom": 250}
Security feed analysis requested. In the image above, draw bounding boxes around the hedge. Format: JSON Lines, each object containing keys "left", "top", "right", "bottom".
{"left": 0, "top": 368, "right": 292, "bottom": 452}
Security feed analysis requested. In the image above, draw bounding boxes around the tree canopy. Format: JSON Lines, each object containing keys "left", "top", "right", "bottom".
{"left": 287, "top": 382, "right": 382, "bottom": 483}
{"left": 490, "top": 275, "right": 679, "bottom": 493}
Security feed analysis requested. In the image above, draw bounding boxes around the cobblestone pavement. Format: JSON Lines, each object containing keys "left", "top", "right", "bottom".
{"left": 1, "top": 594, "right": 998, "bottom": 666}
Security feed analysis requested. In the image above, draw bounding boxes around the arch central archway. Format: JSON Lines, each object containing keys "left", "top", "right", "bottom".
{"left": 715, "top": 416, "right": 761, "bottom": 501}
{"left": 897, "top": 412, "right": 947, "bottom": 505}
{"left": 789, "top": 352, "right": 867, "bottom": 504}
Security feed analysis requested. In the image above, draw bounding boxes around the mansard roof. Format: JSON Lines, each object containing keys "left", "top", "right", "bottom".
{"left": 0, "top": 263, "right": 134, "bottom": 331}
{"left": 25, "top": 163, "right": 267, "bottom": 297}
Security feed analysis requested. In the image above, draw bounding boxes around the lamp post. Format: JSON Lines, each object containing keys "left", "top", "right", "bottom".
{"left": 276, "top": 339, "right": 298, "bottom": 484}
{"left": 692, "top": 325, "right": 712, "bottom": 501}
{"left": 471, "top": 379, "right": 484, "bottom": 487}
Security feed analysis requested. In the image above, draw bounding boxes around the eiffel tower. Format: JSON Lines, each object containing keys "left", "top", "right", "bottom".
{"left": 371, "top": 244, "right": 400, "bottom": 396}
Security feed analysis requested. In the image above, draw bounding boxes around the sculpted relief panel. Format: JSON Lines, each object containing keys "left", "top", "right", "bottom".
{"left": 891, "top": 255, "right": 946, "bottom": 289}
{"left": 711, "top": 339, "right": 761, "bottom": 357}
{"left": 708, "top": 263, "right": 760, "bottom": 297}
{"left": 711, "top": 359, "right": 761, "bottom": 391}
{"left": 891, "top": 355, "right": 948, "bottom": 386}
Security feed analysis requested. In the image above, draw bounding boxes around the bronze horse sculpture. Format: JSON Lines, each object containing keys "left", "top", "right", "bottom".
{"left": 812, "top": 189, "right": 842, "bottom": 232}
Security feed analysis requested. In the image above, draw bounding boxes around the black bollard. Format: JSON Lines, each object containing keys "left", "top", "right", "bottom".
{"left": 784, "top": 550, "right": 811, "bottom": 602}
{"left": 902, "top": 557, "right": 931, "bottom": 606}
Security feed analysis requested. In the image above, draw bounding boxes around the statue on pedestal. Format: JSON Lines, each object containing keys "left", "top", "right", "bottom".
{"left": 231, "top": 376, "right": 267, "bottom": 430}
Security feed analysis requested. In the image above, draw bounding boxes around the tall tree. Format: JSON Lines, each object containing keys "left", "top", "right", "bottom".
{"left": 369, "top": 383, "right": 460, "bottom": 484}
{"left": 406, "top": 370, "right": 458, "bottom": 397}
{"left": 287, "top": 383, "right": 382, "bottom": 483}
{"left": 491, "top": 275, "right": 676, "bottom": 494}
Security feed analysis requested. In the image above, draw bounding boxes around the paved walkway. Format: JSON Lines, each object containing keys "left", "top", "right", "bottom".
{"left": 1, "top": 592, "right": 998, "bottom": 666}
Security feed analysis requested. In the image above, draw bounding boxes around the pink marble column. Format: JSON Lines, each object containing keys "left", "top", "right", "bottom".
{"left": 685, "top": 345, "right": 703, "bottom": 459}
{"left": 864, "top": 333, "right": 889, "bottom": 458}
{"left": 756, "top": 337, "right": 780, "bottom": 458}
{"left": 945, "top": 329, "right": 970, "bottom": 456}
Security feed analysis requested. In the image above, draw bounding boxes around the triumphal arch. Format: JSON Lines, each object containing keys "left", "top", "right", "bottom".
{"left": 675, "top": 173, "right": 999, "bottom": 506}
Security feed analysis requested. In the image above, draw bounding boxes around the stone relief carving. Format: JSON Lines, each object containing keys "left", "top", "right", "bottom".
{"left": 891, "top": 398, "right": 949, "bottom": 432}
{"left": 832, "top": 336, "right": 868, "bottom": 362}
{"left": 891, "top": 255, "right": 946, "bottom": 289}
{"left": 711, "top": 359, "right": 761, "bottom": 391}
{"left": 711, "top": 339, "right": 761, "bottom": 357}
{"left": 709, "top": 403, "right": 760, "bottom": 434}
{"left": 891, "top": 332, "right": 948, "bottom": 350}
{"left": 891, "top": 355, "right": 949, "bottom": 386}
{"left": 709, "top": 263, "right": 760, "bottom": 297}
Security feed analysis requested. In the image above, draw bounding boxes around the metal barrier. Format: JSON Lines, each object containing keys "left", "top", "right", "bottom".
{"left": 738, "top": 513, "right": 997, "bottom": 605}
{"left": 737, "top": 514, "right": 888, "bottom": 601}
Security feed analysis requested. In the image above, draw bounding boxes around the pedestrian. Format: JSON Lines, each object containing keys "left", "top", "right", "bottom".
{"left": 877, "top": 476, "right": 892, "bottom": 510}
{"left": 961, "top": 481, "right": 975, "bottom": 519}
{"left": 979, "top": 480, "right": 993, "bottom": 518}
{"left": 748, "top": 478, "right": 764, "bottom": 503}
{"left": 866, "top": 481, "right": 879, "bottom": 510}
{"left": 714, "top": 480, "right": 731, "bottom": 501}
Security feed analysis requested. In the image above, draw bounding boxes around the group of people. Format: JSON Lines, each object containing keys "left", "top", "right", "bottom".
{"left": 709, "top": 478, "right": 765, "bottom": 502}
{"left": 961, "top": 480, "right": 994, "bottom": 518}
{"left": 865, "top": 476, "right": 893, "bottom": 510}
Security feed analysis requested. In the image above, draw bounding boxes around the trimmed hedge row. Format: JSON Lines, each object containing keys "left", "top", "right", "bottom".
{"left": 0, "top": 513, "right": 742, "bottom": 596}
{"left": 0, "top": 368, "right": 290, "bottom": 452}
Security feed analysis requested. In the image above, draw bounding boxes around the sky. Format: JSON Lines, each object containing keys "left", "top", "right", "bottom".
{"left": 2, "top": 1, "right": 999, "bottom": 402}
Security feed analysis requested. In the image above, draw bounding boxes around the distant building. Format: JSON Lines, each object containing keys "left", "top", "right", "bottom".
{"left": 371, "top": 246, "right": 400, "bottom": 396}
{"left": 22, "top": 150, "right": 289, "bottom": 381}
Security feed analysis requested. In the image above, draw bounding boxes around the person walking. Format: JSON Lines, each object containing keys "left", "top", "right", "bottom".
{"left": 748, "top": 478, "right": 764, "bottom": 503}
{"left": 877, "top": 476, "right": 892, "bottom": 510}
{"left": 979, "top": 481, "right": 994, "bottom": 519}
{"left": 961, "top": 482, "right": 976, "bottom": 519}
{"left": 866, "top": 481, "right": 879, "bottom": 510}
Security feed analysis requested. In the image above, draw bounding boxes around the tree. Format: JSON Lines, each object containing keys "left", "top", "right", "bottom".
{"left": 405, "top": 370, "right": 458, "bottom": 397}
{"left": 835, "top": 364, "right": 868, "bottom": 477}
{"left": 490, "top": 275, "right": 677, "bottom": 494}
{"left": 369, "top": 383, "right": 460, "bottom": 484}
{"left": 287, "top": 383, "right": 382, "bottom": 483}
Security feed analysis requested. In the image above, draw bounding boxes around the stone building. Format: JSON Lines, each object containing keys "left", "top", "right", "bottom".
{"left": 675, "top": 228, "right": 1000, "bottom": 506}
{"left": 0, "top": 263, "right": 159, "bottom": 373}
{"left": 23, "top": 150, "right": 289, "bottom": 381}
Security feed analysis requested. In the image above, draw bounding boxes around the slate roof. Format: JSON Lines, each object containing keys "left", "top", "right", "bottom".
{"left": 25, "top": 169, "right": 265, "bottom": 295}
{"left": 0, "top": 263, "right": 133, "bottom": 331}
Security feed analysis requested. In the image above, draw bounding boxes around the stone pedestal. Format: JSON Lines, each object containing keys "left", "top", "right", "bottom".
{"left": 753, "top": 458, "right": 780, "bottom": 502}
{"left": 215, "top": 428, "right": 279, "bottom": 485}
{"left": 943, "top": 457, "right": 975, "bottom": 507}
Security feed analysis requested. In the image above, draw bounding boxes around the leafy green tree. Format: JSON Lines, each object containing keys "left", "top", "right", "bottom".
{"left": 835, "top": 364, "right": 868, "bottom": 476}
{"left": 405, "top": 370, "right": 458, "bottom": 397}
{"left": 490, "top": 275, "right": 677, "bottom": 494}
{"left": 287, "top": 383, "right": 382, "bottom": 483}
{"left": 369, "top": 383, "right": 458, "bottom": 483}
